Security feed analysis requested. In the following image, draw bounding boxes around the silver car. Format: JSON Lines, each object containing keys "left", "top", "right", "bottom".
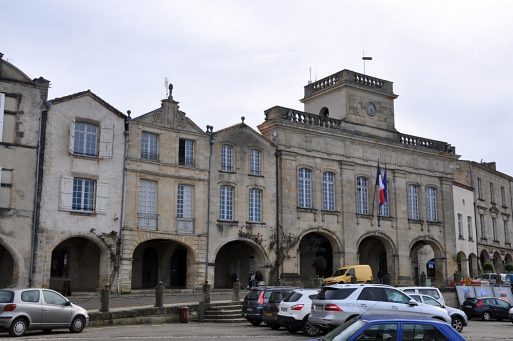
{"left": 0, "top": 288, "right": 89, "bottom": 337}
{"left": 408, "top": 293, "right": 468, "bottom": 332}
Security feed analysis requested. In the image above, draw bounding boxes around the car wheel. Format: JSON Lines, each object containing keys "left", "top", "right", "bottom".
{"left": 249, "top": 319, "right": 262, "bottom": 326}
{"left": 69, "top": 315, "right": 86, "bottom": 333}
{"left": 9, "top": 317, "right": 28, "bottom": 337}
{"left": 482, "top": 311, "right": 491, "bottom": 321}
{"left": 268, "top": 323, "right": 280, "bottom": 330}
{"left": 451, "top": 316, "right": 464, "bottom": 332}
{"left": 303, "top": 321, "right": 320, "bottom": 337}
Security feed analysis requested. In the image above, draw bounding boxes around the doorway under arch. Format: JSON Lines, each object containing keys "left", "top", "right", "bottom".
{"left": 480, "top": 250, "right": 491, "bottom": 272}
{"left": 0, "top": 243, "right": 15, "bottom": 288}
{"left": 493, "top": 252, "right": 504, "bottom": 273}
{"left": 468, "top": 253, "right": 479, "bottom": 278}
{"left": 410, "top": 240, "right": 445, "bottom": 286}
{"left": 358, "top": 236, "right": 393, "bottom": 283}
{"left": 299, "top": 233, "right": 333, "bottom": 287}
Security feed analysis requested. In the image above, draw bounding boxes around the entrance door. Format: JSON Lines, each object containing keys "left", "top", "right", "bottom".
{"left": 170, "top": 246, "right": 187, "bottom": 288}
{"left": 142, "top": 247, "right": 158, "bottom": 288}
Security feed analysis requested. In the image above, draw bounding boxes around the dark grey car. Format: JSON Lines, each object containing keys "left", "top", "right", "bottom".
{"left": 0, "top": 288, "right": 89, "bottom": 337}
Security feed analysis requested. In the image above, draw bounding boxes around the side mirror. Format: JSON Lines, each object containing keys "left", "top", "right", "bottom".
{"left": 408, "top": 299, "right": 418, "bottom": 306}
{"left": 65, "top": 300, "right": 71, "bottom": 306}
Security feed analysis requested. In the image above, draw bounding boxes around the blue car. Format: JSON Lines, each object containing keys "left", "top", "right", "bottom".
{"left": 310, "top": 314, "right": 467, "bottom": 341}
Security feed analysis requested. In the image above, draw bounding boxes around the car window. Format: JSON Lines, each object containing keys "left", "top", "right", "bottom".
{"left": 403, "top": 289, "right": 416, "bottom": 294}
{"left": 21, "top": 290, "right": 40, "bottom": 303}
{"left": 403, "top": 323, "right": 449, "bottom": 341}
{"left": 355, "top": 323, "right": 398, "bottom": 341}
{"left": 385, "top": 288, "right": 411, "bottom": 304}
{"left": 269, "top": 291, "right": 287, "bottom": 303}
{"left": 418, "top": 289, "right": 440, "bottom": 300}
{"left": 347, "top": 268, "right": 355, "bottom": 276}
{"left": 283, "top": 292, "right": 302, "bottom": 302}
{"left": 317, "top": 287, "right": 356, "bottom": 300}
{"left": 333, "top": 269, "right": 347, "bottom": 276}
{"left": 245, "top": 289, "right": 262, "bottom": 300}
{"left": 325, "top": 319, "right": 365, "bottom": 341}
{"left": 423, "top": 296, "right": 442, "bottom": 307}
{"left": 0, "top": 290, "right": 14, "bottom": 303}
{"left": 42, "top": 290, "right": 67, "bottom": 306}
{"left": 496, "top": 299, "right": 510, "bottom": 308}
{"left": 410, "top": 294, "right": 421, "bottom": 302}
{"left": 484, "top": 298, "right": 497, "bottom": 305}
{"left": 264, "top": 290, "right": 273, "bottom": 299}
{"left": 308, "top": 294, "right": 318, "bottom": 300}
{"left": 357, "top": 288, "right": 388, "bottom": 302}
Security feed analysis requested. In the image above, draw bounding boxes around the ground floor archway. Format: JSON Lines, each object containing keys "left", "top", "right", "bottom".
{"left": 358, "top": 236, "right": 395, "bottom": 284}
{"left": 50, "top": 237, "right": 101, "bottom": 292}
{"left": 468, "top": 253, "right": 479, "bottom": 278}
{"left": 214, "top": 240, "right": 267, "bottom": 289}
{"left": 298, "top": 233, "right": 333, "bottom": 287}
{"left": 410, "top": 240, "right": 445, "bottom": 286}
{"left": 132, "top": 239, "right": 193, "bottom": 289}
{"left": 480, "top": 250, "right": 491, "bottom": 272}
{"left": 0, "top": 243, "right": 15, "bottom": 288}
{"left": 493, "top": 252, "right": 505, "bottom": 272}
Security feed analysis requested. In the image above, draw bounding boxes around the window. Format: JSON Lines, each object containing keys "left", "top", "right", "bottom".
{"left": 21, "top": 290, "right": 40, "bottom": 303}
{"left": 72, "top": 178, "right": 95, "bottom": 211}
{"left": 408, "top": 184, "right": 420, "bottom": 220}
{"left": 477, "top": 177, "right": 482, "bottom": 199}
{"left": 50, "top": 249, "right": 69, "bottom": 277}
{"left": 357, "top": 287, "right": 388, "bottom": 302}
{"left": 248, "top": 188, "right": 262, "bottom": 223}
{"left": 322, "top": 171, "right": 335, "bottom": 211}
{"left": 73, "top": 122, "right": 98, "bottom": 156}
{"left": 177, "top": 185, "right": 194, "bottom": 233}
{"left": 221, "top": 144, "right": 233, "bottom": 171}
{"left": 480, "top": 214, "right": 486, "bottom": 239}
{"left": 468, "top": 216, "right": 473, "bottom": 240}
{"left": 298, "top": 168, "right": 312, "bottom": 208}
{"left": 490, "top": 182, "right": 495, "bottom": 203}
{"left": 42, "top": 290, "right": 67, "bottom": 306}
{"left": 357, "top": 176, "right": 369, "bottom": 214}
{"left": 501, "top": 187, "right": 506, "bottom": 206}
{"left": 0, "top": 93, "right": 4, "bottom": 142}
{"left": 457, "top": 213, "right": 463, "bottom": 239}
{"left": 141, "top": 132, "right": 158, "bottom": 160}
{"left": 138, "top": 180, "right": 158, "bottom": 229}
{"left": 219, "top": 185, "right": 234, "bottom": 220}
{"left": 426, "top": 186, "right": 437, "bottom": 222}
{"left": 504, "top": 220, "right": 510, "bottom": 244}
{"left": 0, "top": 168, "right": 12, "bottom": 209}
{"left": 178, "top": 138, "right": 194, "bottom": 166}
{"left": 492, "top": 217, "right": 498, "bottom": 241}
{"left": 249, "top": 149, "right": 261, "bottom": 175}
{"left": 385, "top": 288, "right": 411, "bottom": 304}
{"left": 355, "top": 323, "right": 398, "bottom": 341}
{"left": 403, "top": 323, "right": 448, "bottom": 341}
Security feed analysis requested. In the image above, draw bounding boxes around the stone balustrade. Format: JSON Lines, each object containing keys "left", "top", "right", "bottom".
{"left": 304, "top": 70, "right": 393, "bottom": 97}
{"left": 399, "top": 133, "right": 456, "bottom": 154}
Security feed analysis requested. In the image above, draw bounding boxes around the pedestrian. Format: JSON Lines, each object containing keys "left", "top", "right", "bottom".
{"left": 420, "top": 271, "right": 427, "bottom": 286}
{"left": 383, "top": 272, "right": 391, "bottom": 285}
{"left": 255, "top": 270, "right": 264, "bottom": 286}
{"left": 248, "top": 271, "right": 256, "bottom": 288}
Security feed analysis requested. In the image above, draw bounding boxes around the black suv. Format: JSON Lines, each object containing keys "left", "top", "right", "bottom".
{"left": 242, "top": 286, "right": 297, "bottom": 326}
{"left": 262, "top": 288, "right": 297, "bottom": 329}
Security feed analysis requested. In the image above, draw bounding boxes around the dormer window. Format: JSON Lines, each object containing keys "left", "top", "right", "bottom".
{"left": 319, "top": 107, "right": 330, "bottom": 117}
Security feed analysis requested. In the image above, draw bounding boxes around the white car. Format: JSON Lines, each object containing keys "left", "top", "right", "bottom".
{"left": 276, "top": 289, "right": 320, "bottom": 336}
{"left": 408, "top": 293, "right": 468, "bottom": 332}
{"left": 398, "top": 286, "right": 445, "bottom": 305}
{"left": 308, "top": 284, "right": 451, "bottom": 332}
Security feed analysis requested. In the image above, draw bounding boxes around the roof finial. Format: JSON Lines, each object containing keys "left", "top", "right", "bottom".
{"left": 168, "top": 83, "right": 173, "bottom": 100}
{"left": 241, "top": 116, "right": 245, "bottom": 123}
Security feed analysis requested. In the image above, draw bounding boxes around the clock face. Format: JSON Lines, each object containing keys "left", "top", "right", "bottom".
{"left": 367, "top": 102, "right": 377, "bottom": 117}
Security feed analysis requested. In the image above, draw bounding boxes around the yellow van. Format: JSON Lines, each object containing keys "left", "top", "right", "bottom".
{"left": 322, "top": 265, "right": 373, "bottom": 285}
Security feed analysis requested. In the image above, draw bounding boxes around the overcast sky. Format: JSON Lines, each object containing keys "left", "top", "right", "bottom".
{"left": 2, "top": 0, "right": 513, "bottom": 176}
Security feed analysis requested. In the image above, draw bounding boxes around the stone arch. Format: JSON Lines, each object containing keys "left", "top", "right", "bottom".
{"left": 409, "top": 237, "right": 445, "bottom": 286}
{"left": 213, "top": 238, "right": 270, "bottom": 289}
{"left": 505, "top": 253, "right": 513, "bottom": 266}
{"left": 493, "top": 251, "right": 504, "bottom": 272}
{"left": 468, "top": 253, "right": 479, "bottom": 278}
{"left": 131, "top": 238, "right": 196, "bottom": 289}
{"left": 480, "top": 250, "right": 491, "bottom": 271}
{"left": 357, "top": 232, "right": 398, "bottom": 284}
{"left": 0, "top": 239, "right": 18, "bottom": 287}
{"left": 456, "top": 251, "right": 468, "bottom": 278}
{"left": 319, "top": 107, "right": 329, "bottom": 117}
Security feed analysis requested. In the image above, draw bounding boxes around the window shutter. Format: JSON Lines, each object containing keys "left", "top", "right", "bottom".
{"left": 68, "top": 119, "right": 75, "bottom": 154}
{"left": 95, "top": 181, "right": 109, "bottom": 214}
{"left": 59, "top": 176, "right": 74, "bottom": 211}
{"left": 99, "top": 125, "right": 114, "bottom": 159}
{"left": 0, "top": 93, "right": 5, "bottom": 142}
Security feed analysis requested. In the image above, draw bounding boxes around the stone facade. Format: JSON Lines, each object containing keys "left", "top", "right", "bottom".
{"left": 0, "top": 53, "right": 49, "bottom": 287}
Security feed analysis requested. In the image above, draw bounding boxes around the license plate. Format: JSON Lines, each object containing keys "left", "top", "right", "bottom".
{"left": 246, "top": 307, "right": 254, "bottom": 312}
{"left": 264, "top": 312, "right": 273, "bottom": 317}
{"left": 281, "top": 307, "right": 287, "bottom": 312}
{"left": 315, "top": 305, "right": 323, "bottom": 310}
{"left": 464, "top": 305, "right": 472, "bottom": 308}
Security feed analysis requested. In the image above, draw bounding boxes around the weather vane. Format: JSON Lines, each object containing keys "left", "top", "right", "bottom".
{"left": 362, "top": 50, "right": 372, "bottom": 75}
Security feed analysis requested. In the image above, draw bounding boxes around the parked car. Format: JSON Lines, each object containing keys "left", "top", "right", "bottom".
{"left": 242, "top": 286, "right": 297, "bottom": 326}
{"left": 307, "top": 314, "right": 467, "bottom": 341}
{"left": 407, "top": 293, "right": 468, "bottom": 332}
{"left": 277, "top": 288, "right": 320, "bottom": 336}
{"left": 398, "top": 286, "right": 445, "bottom": 305}
{"left": 0, "top": 288, "right": 88, "bottom": 337}
{"left": 308, "top": 284, "right": 450, "bottom": 332}
{"left": 461, "top": 296, "right": 512, "bottom": 321}
{"left": 322, "top": 265, "right": 373, "bottom": 285}
{"left": 476, "top": 273, "right": 511, "bottom": 285}
{"left": 262, "top": 287, "right": 297, "bottom": 329}
{"left": 508, "top": 306, "right": 513, "bottom": 322}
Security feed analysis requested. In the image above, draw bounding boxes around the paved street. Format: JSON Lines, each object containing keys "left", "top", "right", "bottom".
{"left": 1, "top": 320, "right": 513, "bottom": 340}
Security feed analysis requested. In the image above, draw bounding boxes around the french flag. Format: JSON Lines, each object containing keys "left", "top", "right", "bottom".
{"left": 376, "top": 162, "right": 387, "bottom": 206}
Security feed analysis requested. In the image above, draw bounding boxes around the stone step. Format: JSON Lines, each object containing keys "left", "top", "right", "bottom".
{"left": 204, "top": 312, "right": 242, "bottom": 318}
{"left": 203, "top": 318, "right": 247, "bottom": 323}
{"left": 206, "top": 305, "right": 242, "bottom": 312}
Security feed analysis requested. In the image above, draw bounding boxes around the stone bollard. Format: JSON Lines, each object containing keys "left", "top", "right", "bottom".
{"left": 232, "top": 280, "right": 240, "bottom": 301}
{"left": 203, "top": 281, "right": 211, "bottom": 304}
{"left": 154, "top": 281, "right": 164, "bottom": 308}
{"left": 100, "top": 284, "right": 111, "bottom": 313}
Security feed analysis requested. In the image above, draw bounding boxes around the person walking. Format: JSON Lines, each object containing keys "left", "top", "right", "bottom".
{"left": 420, "top": 271, "right": 427, "bottom": 286}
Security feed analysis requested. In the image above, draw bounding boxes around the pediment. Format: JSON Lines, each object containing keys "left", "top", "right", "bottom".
{"left": 489, "top": 206, "right": 500, "bottom": 214}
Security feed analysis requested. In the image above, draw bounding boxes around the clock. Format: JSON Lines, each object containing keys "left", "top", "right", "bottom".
{"left": 366, "top": 102, "right": 377, "bottom": 116}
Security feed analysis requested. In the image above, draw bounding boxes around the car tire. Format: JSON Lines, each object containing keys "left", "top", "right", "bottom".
{"left": 69, "top": 315, "right": 86, "bottom": 333}
{"left": 482, "top": 311, "right": 491, "bottom": 321}
{"left": 268, "top": 323, "right": 280, "bottom": 330}
{"left": 9, "top": 317, "right": 28, "bottom": 337}
{"left": 303, "top": 321, "right": 320, "bottom": 337}
{"left": 451, "top": 316, "right": 464, "bottom": 332}
{"left": 249, "top": 319, "right": 262, "bottom": 326}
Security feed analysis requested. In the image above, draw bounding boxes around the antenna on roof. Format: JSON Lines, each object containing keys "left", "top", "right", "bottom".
{"left": 362, "top": 50, "right": 373, "bottom": 75}
{"left": 165, "top": 77, "right": 169, "bottom": 98}
{"left": 308, "top": 67, "right": 312, "bottom": 84}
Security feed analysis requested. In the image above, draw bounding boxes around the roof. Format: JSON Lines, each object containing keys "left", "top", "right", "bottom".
{"left": 49, "top": 90, "right": 126, "bottom": 119}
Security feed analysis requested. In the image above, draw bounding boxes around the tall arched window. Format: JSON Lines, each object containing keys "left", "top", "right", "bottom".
{"left": 356, "top": 176, "right": 369, "bottom": 214}
{"left": 298, "top": 168, "right": 312, "bottom": 208}
{"left": 248, "top": 188, "right": 262, "bottom": 223}
{"left": 408, "top": 184, "right": 420, "bottom": 220}
{"left": 426, "top": 186, "right": 438, "bottom": 222}
{"left": 322, "top": 171, "right": 335, "bottom": 211}
{"left": 219, "top": 185, "right": 234, "bottom": 220}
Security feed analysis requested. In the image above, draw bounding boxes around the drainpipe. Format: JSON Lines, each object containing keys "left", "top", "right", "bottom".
{"left": 204, "top": 126, "right": 214, "bottom": 284}
{"left": 275, "top": 150, "right": 281, "bottom": 283}
{"left": 469, "top": 161, "right": 480, "bottom": 273}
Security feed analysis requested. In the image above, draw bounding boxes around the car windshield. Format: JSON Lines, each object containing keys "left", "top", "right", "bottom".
{"left": 0, "top": 290, "right": 14, "bottom": 303}
{"left": 245, "top": 289, "right": 263, "bottom": 300}
{"left": 320, "top": 318, "right": 365, "bottom": 341}
{"left": 283, "top": 292, "right": 302, "bottom": 302}
{"left": 332, "top": 269, "right": 347, "bottom": 277}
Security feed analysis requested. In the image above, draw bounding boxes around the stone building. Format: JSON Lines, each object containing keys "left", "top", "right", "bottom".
{"left": 0, "top": 53, "right": 49, "bottom": 288}
{"left": 119, "top": 86, "right": 210, "bottom": 292}
{"left": 455, "top": 161, "right": 513, "bottom": 273}
{"left": 34, "top": 90, "right": 126, "bottom": 292}
{"left": 257, "top": 69, "right": 459, "bottom": 287}
{"left": 207, "top": 118, "right": 277, "bottom": 288}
